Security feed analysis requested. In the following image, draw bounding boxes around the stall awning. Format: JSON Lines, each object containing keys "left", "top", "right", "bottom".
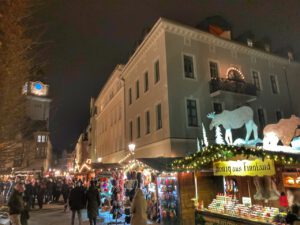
{"left": 91, "top": 162, "right": 122, "bottom": 170}
{"left": 137, "top": 157, "right": 182, "bottom": 172}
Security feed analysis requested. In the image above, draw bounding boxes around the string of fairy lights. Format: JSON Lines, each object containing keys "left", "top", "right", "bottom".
{"left": 171, "top": 144, "right": 299, "bottom": 171}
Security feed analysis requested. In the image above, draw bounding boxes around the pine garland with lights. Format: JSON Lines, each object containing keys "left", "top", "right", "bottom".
{"left": 171, "top": 145, "right": 299, "bottom": 171}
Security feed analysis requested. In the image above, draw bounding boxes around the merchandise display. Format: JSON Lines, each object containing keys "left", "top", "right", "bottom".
{"left": 205, "top": 194, "right": 284, "bottom": 223}
{"left": 157, "top": 176, "right": 178, "bottom": 221}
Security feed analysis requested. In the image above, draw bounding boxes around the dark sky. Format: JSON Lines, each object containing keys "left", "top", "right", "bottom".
{"left": 39, "top": 0, "right": 300, "bottom": 152}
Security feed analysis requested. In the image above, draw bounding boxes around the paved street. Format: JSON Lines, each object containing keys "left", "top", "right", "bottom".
{"left": 27, "top": 203, "right": 158, "bottom": 225}
{"left": 29, "top": 203, "right": 84, "bottom": 225}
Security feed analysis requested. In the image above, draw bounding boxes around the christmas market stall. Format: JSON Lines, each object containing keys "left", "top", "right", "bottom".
{"left": 172, "top": 144, "right": 300, "bottom": 225}
{"left": 90, "top": 162, "right": 124, "bottom": 221}
{"left": 136, "top": 157, "right": 195, "bottom": 225}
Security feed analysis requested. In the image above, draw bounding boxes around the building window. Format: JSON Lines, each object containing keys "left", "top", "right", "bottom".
{"left": 183, "top": 54, "right": 195, "bottom": 79}
{"left": 145, "top": 111, "right": 150, "bottom": 134}
{"left": 270, "top": 75, "right": 279, "bottom": 94}
{"left": 154, "top": 60, "right": 160, "bottom": 83}
{"left": 258, "top": 108, "right": 266, "bottom": 128}
{"left": 136, "top": 116, "right": 141, "bottom": 138}
{"left": 276, "top": 110, "right": 282, "bottom": 122}
{"left": 128, "top": 88, "right": 132, "bottom": 105}
{"left": 136, "top": 80, "right": 140, "bottom": 99}
{"left": 213, "top": 102, "right": 223, "bottom": 114}
{"left": 144, "top": 72, "right": 149, "bottom": 92}
{"left": 129, "top": 121, "right": 133, "bottom": 142}
{"left": 37, "top": 135, "right": 42, "bottom": 143}
{"left": 186, "top": 99, "right": 198, "bottom": 127}
{"left": 41, "top": 135, "right": 45, "bottom": 143}
{"left": 252, "top": 70, "right": 261, "bottom": 90}
{"left": 156, "top": 104, "right": 162, "bottom": 130}
{"left": 209, "top": 61, "right": 219, "bottom": 79}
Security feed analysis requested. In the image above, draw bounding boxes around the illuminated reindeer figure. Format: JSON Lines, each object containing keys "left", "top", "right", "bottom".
{"left": 207, "top": 106, "right": 258, "bottom": 145}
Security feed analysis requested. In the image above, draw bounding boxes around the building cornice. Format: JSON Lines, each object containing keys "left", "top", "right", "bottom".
{"left": 161, "top": 18, "right": 297, "bottom": 65}
{"left": 121, "top": 18, "right": 299, "bottom": 80}
{"left": 95, "top": 64, "right": 124, "bottom": 106}
{"left": 122, "top": 18, "right": 165, "bottom": 79}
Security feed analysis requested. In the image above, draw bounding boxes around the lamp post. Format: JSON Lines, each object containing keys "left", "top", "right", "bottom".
{"left": 128, "top": 143, "right": 136, "bottom": 160}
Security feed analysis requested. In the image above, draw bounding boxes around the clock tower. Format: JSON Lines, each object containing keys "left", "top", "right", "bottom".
{"left": 23, "top": 81, "right": 51, "bottom": 127}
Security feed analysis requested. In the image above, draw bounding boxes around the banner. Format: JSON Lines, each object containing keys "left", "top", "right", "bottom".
{"left": 213, "top": 159, "right": 275, "bottom": 176}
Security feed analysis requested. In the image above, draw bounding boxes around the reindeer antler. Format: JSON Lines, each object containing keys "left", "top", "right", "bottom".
{"left": 207, "top": 112, "right": 216, "bottom": 119}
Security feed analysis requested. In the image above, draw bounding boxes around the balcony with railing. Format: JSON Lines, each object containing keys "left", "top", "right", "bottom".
{"left": 209, "top": 78, "right": 257, "bottom": 103}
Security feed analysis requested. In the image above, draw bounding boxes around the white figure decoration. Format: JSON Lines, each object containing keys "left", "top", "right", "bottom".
{"left": 263, "top": 115, "right": 300, "bottom": 148}
{"left": 202, "top": 123, "right": 209, "bottom": 147}
{"left": 215, "top": 126, "right": 225, "bottom": 145}
{"left": 197, "top": 138, "right": 201, "bottom": 152}
{"left": 207, "top": 106, "right": 258, "bottom": 145}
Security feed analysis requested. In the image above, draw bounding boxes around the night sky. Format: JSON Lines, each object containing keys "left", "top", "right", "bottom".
{"left": 39, "top": 0, "right": 300, "bottom": 152}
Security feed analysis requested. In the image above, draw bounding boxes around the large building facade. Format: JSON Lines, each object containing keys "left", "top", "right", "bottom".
{"left": 92, "top": 18, "right": 300, "bottom": 163}
{"left": 94, "top": 65, "right": 126, "bottom": 163}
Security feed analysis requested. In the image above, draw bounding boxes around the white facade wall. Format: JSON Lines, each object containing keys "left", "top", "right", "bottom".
{"left": 95, "top": 65, "right": 126, "bottom": 163}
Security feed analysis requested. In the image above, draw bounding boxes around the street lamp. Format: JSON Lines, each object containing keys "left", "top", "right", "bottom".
{"left": 128, "top": 143, "right": 136, "bottom": 155}
{"left": 97, "top": 157, "right": 102, "bottom": 162}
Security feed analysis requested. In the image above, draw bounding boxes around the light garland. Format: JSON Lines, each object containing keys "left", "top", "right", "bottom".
{"left": 171, "top": 145, "right": 299, "bottom": 171}
{"left": 226, "top": 67, "right": 245, "bottom": 81}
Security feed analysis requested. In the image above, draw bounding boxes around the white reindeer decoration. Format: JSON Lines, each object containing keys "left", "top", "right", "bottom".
{"left": 207, "top": 106, "right": 258, "bottom": 145}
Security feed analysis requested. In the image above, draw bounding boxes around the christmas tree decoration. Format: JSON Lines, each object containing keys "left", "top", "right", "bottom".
{"left": 197, "top": 138, "right": 201, "bottom": 152}
{"left": 202, "top": 123, "right": 209, "bottom": 147}
{"left": 215, "top": 126, "right": 225, "bottom": 145}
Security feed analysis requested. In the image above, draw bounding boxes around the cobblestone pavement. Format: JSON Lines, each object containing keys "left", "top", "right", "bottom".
{"left": 29, "top": 203, "right": 84, "bottom": 225}
{"left": 28, "top": 203, "right": 159, "bottom": 225}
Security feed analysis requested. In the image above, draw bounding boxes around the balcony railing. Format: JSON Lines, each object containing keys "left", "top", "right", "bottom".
{"left": 209, "top": 78, "right": 257, "bottom": 96}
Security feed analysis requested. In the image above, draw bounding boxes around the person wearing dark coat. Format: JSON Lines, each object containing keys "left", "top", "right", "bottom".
{"left": 86, "top": 181, "right": 100, "bottom": 225}
{"left": 69, "top": 181, "right": 86, "bottom": 225}
{"left": 8, "top": 183, "right": 24, "bottom": 225}
{"left": 286, "top": 204, "right": 300, "bottom": 225}
{"left": 62, "top": 180, "right": 71, "bottom": 212}
{"left": 36, "top": 181, "right": 46, "bottom": 209}
{"left": 24, "top": 180, "right": 34, "bottom": 211}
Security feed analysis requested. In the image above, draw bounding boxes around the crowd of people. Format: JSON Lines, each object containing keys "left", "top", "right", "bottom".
{"left": 0, "top": 175, "right": 149, "bottom": 225}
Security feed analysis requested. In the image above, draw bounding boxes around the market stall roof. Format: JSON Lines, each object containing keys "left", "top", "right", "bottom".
{"left": 91, "top": 162, "right": 122, "bottom": 170}
{"left": 171, "top": 144, "right": 300, "bottom": 171}
{"left": 137, "top": 157, "right": 182, "bottom": 172}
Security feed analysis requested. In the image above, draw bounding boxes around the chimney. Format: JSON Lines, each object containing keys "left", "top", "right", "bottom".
{"left": 219, "top": 30, "right": 231, "bottom": 40}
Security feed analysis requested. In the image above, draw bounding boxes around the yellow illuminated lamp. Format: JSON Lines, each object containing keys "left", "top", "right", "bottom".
{"left": 296, "top": 177, "right": 300, "bottom": 184}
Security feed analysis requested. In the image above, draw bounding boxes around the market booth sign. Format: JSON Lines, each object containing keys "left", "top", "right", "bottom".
{"left": 213, "top": 159, "right": 275, "bottom": 176}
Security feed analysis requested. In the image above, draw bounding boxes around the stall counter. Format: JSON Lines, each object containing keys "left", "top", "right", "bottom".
{"left": 196, "top": 210, "right": 277, "bottom": 225}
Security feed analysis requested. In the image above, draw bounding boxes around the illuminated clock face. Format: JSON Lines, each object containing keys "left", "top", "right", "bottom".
{"left": 34, "top": 82, "right": 43, "bottom": 90}
{"left": 30, "top": 81, "right": 48, "bottom": 96}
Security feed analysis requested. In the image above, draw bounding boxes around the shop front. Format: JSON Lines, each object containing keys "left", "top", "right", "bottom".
{"left": 195, "top": 158, "right": 287, "bottom": 225}
{"left": 171, "top": 144, "right": 299, "bottom": 225}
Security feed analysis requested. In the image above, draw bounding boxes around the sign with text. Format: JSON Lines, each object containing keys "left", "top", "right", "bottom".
{"left": 213, "top": 159, "right": 275, "bottom": 177}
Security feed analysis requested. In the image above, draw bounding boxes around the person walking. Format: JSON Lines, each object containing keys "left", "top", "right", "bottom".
{"left": 36, "top": 180, "right": 46, "bottom": 209}
{"left": 24, "top": 179, "right": 34, "bottom": 211}
{"left": 8, "top": 182, "right": 25, "bottom": 225}
{"left": 62, "top": 179, "right": 71, "bottom": 212}
{"left": 69, "top": 181, "right": 86, "bottom": 225}
{"left": 86, "top": 181, "right": 100, "bottom": 225}
{"left": 130, "top": 188, "right": 147, "bottom": 225}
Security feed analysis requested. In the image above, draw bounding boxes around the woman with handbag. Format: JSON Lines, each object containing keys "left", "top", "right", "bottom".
{"left": 130, "top": 189, "right": 147, "bottom": 225}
